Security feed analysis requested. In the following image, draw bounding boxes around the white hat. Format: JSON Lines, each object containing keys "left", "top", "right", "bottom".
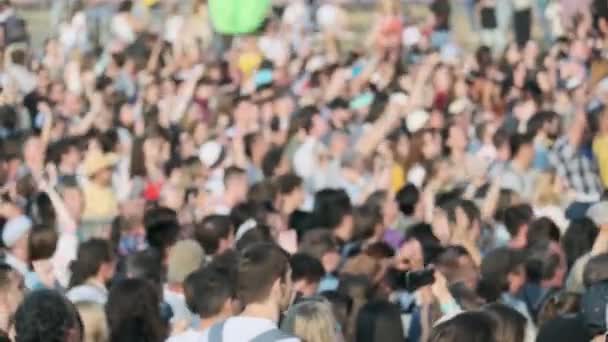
{"left": 199, "top": 141, "right": 224, "bottom": 168}
{"left": 406, "top": 110, "right": 430, "bottom": 133}
{"left": 3, "top": 215, "right": 32, "bottom": 247}
{"left": 587, "top": 201, "right": 608, "bottom": 227}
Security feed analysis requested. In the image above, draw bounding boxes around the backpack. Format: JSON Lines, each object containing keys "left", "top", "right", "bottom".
{"left": 3, "top": 15, "right": 29, "bottom": 45}
{"left": 207, "top": 320, "right": 296, "bottom": 342}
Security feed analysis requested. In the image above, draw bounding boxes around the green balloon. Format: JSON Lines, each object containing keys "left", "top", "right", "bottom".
{"left": 209, "top": 0, "right": 271, "bottom": 35}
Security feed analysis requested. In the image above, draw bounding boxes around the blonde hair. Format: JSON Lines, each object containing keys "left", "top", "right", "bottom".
{"left": 533, "top": 172, "right": 561, "bottom": 207}
{"left": 75, "top": 301, "right": 109, "bottom": 342}
{"left": 281, "top": 299, "right": 339, "bottom": 342}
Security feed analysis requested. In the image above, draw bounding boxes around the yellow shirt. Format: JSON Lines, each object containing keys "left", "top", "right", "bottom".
{"left": 391, "top": 165, "right": 406, "bottom": 193}
{"left": 82, "top": 182, "right": 118, "bottom": 221}
{"left": 593, "top": 135, "right": 608, "bottom": 188}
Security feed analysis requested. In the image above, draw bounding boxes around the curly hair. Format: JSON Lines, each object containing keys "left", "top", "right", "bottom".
{"left": 14, "top": 289, "right": 82, "bottom": 342}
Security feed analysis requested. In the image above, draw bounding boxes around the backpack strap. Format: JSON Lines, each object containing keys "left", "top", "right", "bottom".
{"left": 207, "top": 320, "right": 226, "bottom": 342}
{"left": 250, "top": 328, "right": 295, "bottom": 342}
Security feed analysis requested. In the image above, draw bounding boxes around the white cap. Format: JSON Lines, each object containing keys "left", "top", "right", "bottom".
{"left": 3, "top": 215, "right": 32, "bottom": 247}
{"left": 587, "top": 201, "right": 608, "bottom": 227}
{"left": 406, "top": 110, "right": 430, "bottom": 133}
{"left": 199, "top": 141, "right": 224, "bottom": 168}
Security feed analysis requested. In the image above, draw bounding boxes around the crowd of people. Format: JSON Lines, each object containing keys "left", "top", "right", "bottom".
{"left": 2, "top": 0, "right": 608, "bottom": 341}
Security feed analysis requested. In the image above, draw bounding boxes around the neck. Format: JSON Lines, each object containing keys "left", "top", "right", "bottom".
{"left": 199, "top": 314, "right": 226, "bottom": 331}
{"left": 280, "top": 200, "right": 298, "bottom": 217}
{"left": 87, "top": 275, "right": 106, "bottom": 289}
{"left": 240, "top": 301, "right": 279, "bottom": 323}
{"left": 168, "top": 283, "right": 183, "bottom": 293}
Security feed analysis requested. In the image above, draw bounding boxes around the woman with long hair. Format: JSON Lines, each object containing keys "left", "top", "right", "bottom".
{"left": 281, "top": 298, "right": 341, "bottom": 342}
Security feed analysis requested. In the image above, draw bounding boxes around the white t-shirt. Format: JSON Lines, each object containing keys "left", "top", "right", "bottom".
{"left": 166, "top": 329, "right": 204, "bottom": 342}
{"left": 200, "top": 317, "right": 300, "bottom": 342}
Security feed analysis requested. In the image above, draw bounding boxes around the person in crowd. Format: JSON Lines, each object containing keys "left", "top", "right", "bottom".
{"left": 164, "top": 239, "right": 205, "bottom": 331}
{"left": 355, "top": 300, "right": 404, "bottom": 342}
{"left": 290, "top": 253, "right": 325, "bottom": 298}
{"left": 66, "top": 238, "right": 115, "bottom": 305}
{"left": 194, "top": 215, "right": 234, "bottom": 259}
{"left": 282, "top": 298, "right": 342, "bottom": 342}
{"left": 428, "top": 311, "right": 497, "bottom": 342}
{"left": 14, "top": 289, "right": 83, "bottom": 342}
{"left": 0, "top": 264, "right": 24, "bottom": 334}
{"left": 202, "top": 243, "right": 298, "bottom": 342}
{"left": 168, "top": 266, "right": 237, "bottom": 342}
{"left": 106, "top": 278, "right": 167, "bottom": 342}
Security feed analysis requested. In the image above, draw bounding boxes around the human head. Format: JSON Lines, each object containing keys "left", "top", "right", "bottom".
{"left": 106, "top": 278, "right": 166, "bottom": 342}
{"left": 509, "top": 133, "right": 535, "bottom": 168}
{"left": 290, "top": 253, "right": 325, "bottom": 297}
{"left": 262, "top": 147, "right": 288, "bottom": 178}
{"left": 74, "top": 301, "right": 109, "bottom": 342}
{"left": 194, "top": 215, "right": 234, "bottom": 256}
{"left": 2, "top": 215, "right": 32, "bottom": 262}
{"left": 14, "top": 289, "right": 83, "bottom": 342}
{"left": 299, "top": 229, "right": 340, "bottom": 274}
{"left": 244, "top": 131, "right": 268, "bottom": 164}
{"left": 166, "top": 239, "right": 204, "bottom": 285}
{"left": 125, "top": 249, "right": 163, "bottom": 286}
{"left": 396, "top": 184, "right": 421, "bottom": 218}
{"left": 483, "top": 303, "right": 529, "bottom": 342}
{"left": 237, "top": 243, "right": 292, "bottom": 312}
{"left": 69, "top": 238, "right": 115, "bottom": 288}
{"left": 480, "top": 247, "right": 527, "bottom": 300}
{"left": 184, "top": 266, "right": 236, "bottom": 320}
{"left": 223, "top": 166, "right": 247, "bottom": 204}
{"left": 58, "top": 179, "right": 84, "bottom": 222}
{"left": 504, "top": 204, "right": 533, "bottom": 249}
{"left": 352, "top": 204, "right": 383, "bottom": 242}
{"left": 526, "top": 240, "right": 567, "bottom": 289}
{"left": 28, "top": 225, "right": 58, "bottom": 262}
{"left": 275, "top": 173, "right": 305, "bottom": 214}
{"left": 298, "top": 106, "right": 327, "bottom": 139}
{"left": 355, "top": 300, "right": 404, "bottom": 342}
{"left": 313, "top": 189, "right": 353, "bottom": 242}
{"left": 527, "top": 217, "right": 561, "bottom": 246}
{"left": 445, "top": 123, "right": 468, "bottom": 155}
{"left": 281, "top": 299, "right": 340, "bottom": 342}
{"left": 429, "top": 311, "right": 497, "bottom": 342}
{"left": 365, "top": 190, "right": 399, "bottom": 229}
{"left": 562, "top": 218, "right": 598, "bottom": 269}
{"left": 143, "top": 206, "right": 180, "bottom": 257}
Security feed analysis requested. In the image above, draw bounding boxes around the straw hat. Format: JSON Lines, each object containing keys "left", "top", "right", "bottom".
{"left": 83, "top": 151, "right": 118, "bottom": 177}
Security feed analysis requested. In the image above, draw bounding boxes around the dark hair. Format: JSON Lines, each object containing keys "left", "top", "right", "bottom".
{"left": 583, "top": 253, "right": 608, "bottom": 287}
{"left": 527, "top": 217, "right": 561, "bottom": 245}
{"left": 290, "top": 253, "right": 325, "bottom": 284}
{"left": 353, "top": 204, "right": 382, "bottom": 241}
{"left": 396, "top": 184, "right": 420, "bottom": 216}
{"left": 298, "top": 106, "right": 320, "bottom": 134}
{"left": 483, "top": 303, "right": 527, "bottom": 342}
{"left": 14, "top": 289, "right": 83, "bottom": 342}
{"left": 504, "top": 204, "right": 533, "bottom": 237}
{"left": 194, "top": 215, "right": 233, "bottom": 255}
{"left": 275, "top": 173, "right": 303, "bottom": 195}
{"left": 262, "top": 147, "right": 284, "bottom": 178}
{"left": 69, "top": 239, "right": 114, "bottom": 288}
{"left": 106, "top": 278, "right": 166, "bottom": 342}
{"left": 243, "top": 132, "right": 260, "bottom": 159}
{"left": 230, "top": 201, "right": 268, "bottom": 230}
{"left": 509, "top": 133, "right": 534, "bottom": 158}
{"left": 429, "top": 311, "right": 497, "bottom": 342}
{"left": 235, "top": 223, "right": 273, "bottom": 251}
{"left": 527, "top": 110, "right": 557, "bottom": 136}
{"left": 320, "top": 290, "right": 353, "bottom": 334}
{"left": 144, "top": 206, "right": 180, "bottom": 252}
{"left": 125, "top": 249, "right": 163, "bottom": 285}
{"left": 479, "top": 247, "right": 526, "bottom": 302}
{"left": 355, "top": 300, "right": 404, "bottom": 342}
{"left": 223, "top": 166, "right": 246, "bottom": 186}
{"left": 525, "top": 240, "right": 561, "bottom": 284}
{"left": 313, "top": 189, "right": 352, "bottom": 230}
{"left": 562, "top": 218, "right": 598, "bottom": 269}
{"left": 237, "top": 243, "right": 290, "bottom": 306}
{"left": 28, "top": 192, "right": 56, "bottom": 227}
{"left": 404, "top": 223, "right": 443, "bottom": 265}
{"left": 28, "top": 225, "right": 58, "bottom": 262}
{"left": 184, "top": 267, "right": 234, "bottom": 318}
{"left": 299, "top": 229, "right": 338, "bottom": 261}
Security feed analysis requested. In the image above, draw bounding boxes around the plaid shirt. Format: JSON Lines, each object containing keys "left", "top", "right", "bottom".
{"left": 549, "top": 137, "right": 603, "bottom": 202}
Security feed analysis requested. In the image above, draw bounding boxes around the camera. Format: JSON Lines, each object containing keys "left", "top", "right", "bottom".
{"left": 386, "top": 267, "right": 436, "bottom": 293}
